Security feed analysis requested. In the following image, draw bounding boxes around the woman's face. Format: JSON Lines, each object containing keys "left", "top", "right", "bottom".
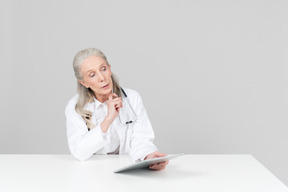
{"left": 79, "top": 55, "right": 113, "bottom": 99}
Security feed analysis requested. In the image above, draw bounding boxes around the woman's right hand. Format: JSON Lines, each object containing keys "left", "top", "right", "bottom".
{"left": 106, "top": 93, "right": 123, "bottom": 121}
{"left": 101, "top": 93, "right": 123, "bottom": 133}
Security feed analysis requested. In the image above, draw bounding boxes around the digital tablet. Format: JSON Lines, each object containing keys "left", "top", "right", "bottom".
{"left": 114, "top": 153, "right": 185, "bottom": 173}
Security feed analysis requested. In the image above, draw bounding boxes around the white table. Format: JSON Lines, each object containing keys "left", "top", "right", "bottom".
{"left": 0, "top": 154, "right": 287, "bottom": 192}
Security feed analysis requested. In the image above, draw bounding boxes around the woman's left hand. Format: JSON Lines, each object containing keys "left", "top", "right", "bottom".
{"left": 144, "top": 151, "right": 169, "bottom": 171}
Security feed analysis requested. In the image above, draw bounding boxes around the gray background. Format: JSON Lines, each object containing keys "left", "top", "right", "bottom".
{"left": 0, "top": 0, "right": 287, "bottom": 186}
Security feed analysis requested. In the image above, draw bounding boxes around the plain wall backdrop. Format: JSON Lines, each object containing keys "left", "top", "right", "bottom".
{"left": 0, "top": 0, "right": 287, "bottom": 186}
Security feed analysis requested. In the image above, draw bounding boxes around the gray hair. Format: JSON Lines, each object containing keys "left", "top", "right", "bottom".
{"left": 72, "top": 48, "right": 122, "bottom": 129}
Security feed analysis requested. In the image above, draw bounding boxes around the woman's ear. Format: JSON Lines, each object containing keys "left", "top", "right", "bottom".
{"left": 79, "top": 80, "right": 89, "bottom": 88}
{"left": 108, "top": 64, "right": 112, "bottom": 74}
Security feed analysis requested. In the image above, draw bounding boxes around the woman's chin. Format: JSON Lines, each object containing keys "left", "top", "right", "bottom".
{"left": 93, "top": 84, "right": 113, "bottom": 98}
{"left": 101, "top": 86, "right": 113, "bottom": 95}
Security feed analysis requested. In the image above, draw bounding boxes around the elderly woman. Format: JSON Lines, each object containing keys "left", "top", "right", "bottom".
{"left": 65, "top": 48, "right": 168, "bottom": 171}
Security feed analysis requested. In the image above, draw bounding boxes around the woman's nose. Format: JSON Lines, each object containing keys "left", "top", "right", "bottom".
{"left": 98, "top": 73, "right": 105, "bottom": 82}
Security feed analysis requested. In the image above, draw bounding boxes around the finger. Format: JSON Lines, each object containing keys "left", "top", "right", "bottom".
{"left": 112, "top": 97, "right": 122, "bottom": 103}
{"left": 153, "top": 165, "right": 166, "bottom": 171}
{"left": 113, "top": 99, "right": 123, "bottom": 108}
{"left": 116, "top": 101, "right": 123, "bottom": 107}
{"left": 115, "top": 104, "right": 121, "bottom": 111}
{"left": 111, "top": 93, "right": 119, "bottom": 99}
{"left": 150, "top": 161, "right": 168, "bottom": 169}
{"left": 109, "top": 93, "right": 119, "bottom": 100}
{"left": 111, "top": 97, "right": 123, "bottom": 108}
{"left": 158, "top": 161, "right": 169, "bottom": 166}
{"left": 153, "top": 151, "right": 167, "bottom": 158}
{"left": 149, "top": 163, "right": 167, "bottom": 171}
{"left": 112, "top": 100, "right": 122, "bottom": 107}
{"left": 109, "top": 94, "right": 114, "bottom": 101}
{"left": 118, "top": 97, "right": 123, "bottom": 107}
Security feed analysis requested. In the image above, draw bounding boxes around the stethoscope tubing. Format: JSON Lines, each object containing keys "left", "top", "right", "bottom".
{"left": 120, "top": 87, "right": 137, "bottom": 125}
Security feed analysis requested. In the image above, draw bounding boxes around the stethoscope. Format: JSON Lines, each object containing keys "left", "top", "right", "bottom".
{"left": 118, "top": 88, "right": 137, "bottom": 125}
{"left": 91, "top": 87, "right": 137, "bottom": 150}
{"left": 119, "top": 88, "right": 137, "bottom": 151}
{"left": 89, "top": 87, "right": 137, "bottom": 131}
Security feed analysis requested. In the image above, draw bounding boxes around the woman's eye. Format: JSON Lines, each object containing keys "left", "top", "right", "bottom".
{"left": 101, "top": 67, "right": 106, "bottom": 71}
{"left": 89, "top": 73, "right": 95, "bottom": 77}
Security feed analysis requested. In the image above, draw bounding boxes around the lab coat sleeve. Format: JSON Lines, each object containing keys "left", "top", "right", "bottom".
{"left": 65, "top": 98, "right": 109, "bottom": 161}
{"left": 128, "top": 90, "right": 158, "bottom": 162}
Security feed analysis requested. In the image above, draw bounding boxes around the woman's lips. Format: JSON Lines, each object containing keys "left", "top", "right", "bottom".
{"left": 101, "top": 84, "right": 109, "bottom": 89}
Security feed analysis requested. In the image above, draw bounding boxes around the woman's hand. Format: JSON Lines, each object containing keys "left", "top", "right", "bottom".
{"left": 144, "top": 151, "right": 169, "bottom": 171}
{"left": 101, "top": 93, "right": 123, "bottom": 133}
{"left": 106, "top": 93, "right": 123, "bottom": 121}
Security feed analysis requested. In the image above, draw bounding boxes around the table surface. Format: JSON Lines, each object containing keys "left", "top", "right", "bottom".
{"left": 0, "top": 154, "right": 287, "bottom": 192}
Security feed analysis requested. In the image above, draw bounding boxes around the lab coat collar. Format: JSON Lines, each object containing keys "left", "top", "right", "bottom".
{"left": 84, "top": 96, "right": 108, "bottom": 113}
{"left": 84, "top": 101, "right": 95, "bottom": 113}
{"left": 93, "top": 97, "right": 108, "bottom": 110}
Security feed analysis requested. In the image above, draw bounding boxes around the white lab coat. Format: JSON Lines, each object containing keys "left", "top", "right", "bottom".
{"left": 65, "top": 88, "right": 157, "bottom": 162}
